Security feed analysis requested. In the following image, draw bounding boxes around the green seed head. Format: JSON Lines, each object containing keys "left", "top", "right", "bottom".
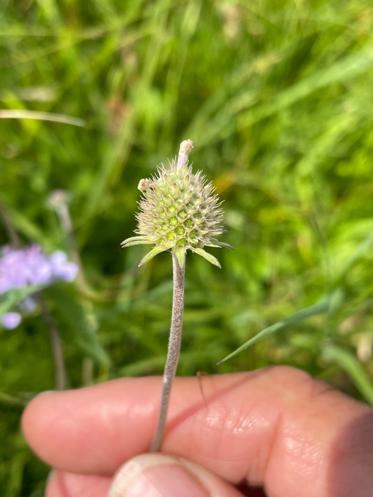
{"left": 121, "top": 140, "right": 226, "bottom": 268}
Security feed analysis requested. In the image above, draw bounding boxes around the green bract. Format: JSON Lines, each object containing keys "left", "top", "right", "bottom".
{"left": 121, "top": 160, "right": 225, "bottom": 268}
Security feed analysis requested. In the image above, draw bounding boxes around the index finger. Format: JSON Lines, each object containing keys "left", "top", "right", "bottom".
{"left": 22, "top": 367, "right": 373, "bottom": 497}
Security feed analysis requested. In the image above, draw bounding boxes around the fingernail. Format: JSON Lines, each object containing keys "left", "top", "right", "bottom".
{"left": 108, "top": 454, "right": 209, "bottom": 497}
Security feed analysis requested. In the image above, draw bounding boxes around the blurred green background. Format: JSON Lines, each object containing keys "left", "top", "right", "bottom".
{"left": 0, "top": 0, "right": 372, "bottom": 495}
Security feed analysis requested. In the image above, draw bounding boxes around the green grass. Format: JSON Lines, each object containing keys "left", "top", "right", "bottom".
{"left": 0, "top": 0, "right": 372, "bottom": 494}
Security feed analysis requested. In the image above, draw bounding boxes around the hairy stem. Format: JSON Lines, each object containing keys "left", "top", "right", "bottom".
{"left": 150, "top": 254, "right": 185, "bottom": 451}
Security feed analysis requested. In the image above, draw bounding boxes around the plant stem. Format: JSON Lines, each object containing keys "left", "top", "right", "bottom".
{"left": 0, "top": 199, "right": 68, "bottom": 390}
{"left": 49, "top": 191, "right": 95, "bottom": 385}
{"left": 40, "top": 299, "right": 67, "bottom": 390}
{"left": 49, "top": 191, "right": 87, "bottom": 288}
{"left": 150, "top": 253, "right": 185, "bottom": 451}
{"left": 0, "top": 200, "right": 20, "bottom": 246}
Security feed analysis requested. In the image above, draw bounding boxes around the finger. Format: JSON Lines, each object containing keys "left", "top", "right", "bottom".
{"left": 108, "top": 453, "right": 248, "bottom": 497}
{"left": 22, "top": 367, "right": 373, "bottom": 497}
{"left": 46, "top": 471, "right": 111, "bottom": 497}
{"left": 46, "top": 459, "right": 265, "bottom": 497}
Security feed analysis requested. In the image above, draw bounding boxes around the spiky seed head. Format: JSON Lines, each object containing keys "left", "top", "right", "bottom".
{"left": 121, "top": 141, "right": 226, "bottom": 268}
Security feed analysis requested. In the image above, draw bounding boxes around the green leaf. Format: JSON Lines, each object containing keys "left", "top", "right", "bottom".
{"left": 0, "top": 391, "right": 26, "bottom": 408}
{"left": 334, "top": 231, "right": 373, "bottom": 285}
{"left": 47, "top": 285, "right": 110, "bottom": 368}
{"left": 0, "top": 286, "right": 42, "bottom": 316}
{"left": 323, "top": 345, "right": 373, "bottom": 405}
{"left": 5, "top": 206, "right": 47, "bottom": 245}
{"left": 191, "top": 247, "right": 221, "bottom": 268}
{"left": 138, "top": 246, "right": 168, "bottom": 267}
{"left": 120, "top": 236, "right": 152, "bottom": 248}
{"left": 217, "top": 297, "right": 333, "bottom": 365}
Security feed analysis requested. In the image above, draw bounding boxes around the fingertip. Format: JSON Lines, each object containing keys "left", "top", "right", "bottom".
{"left": 21, "top": 378, "right": 159, "bottom": 473}
{"left": 22, "top": 391, "right": 59, "bottom": 462}
{"left": 108, "top": 453, "right": 245, "bottom": 497}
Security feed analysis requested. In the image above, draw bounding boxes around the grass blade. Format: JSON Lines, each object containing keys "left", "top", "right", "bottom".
{"left": 217, "top": 297, "right": 332, "bottom": 365}
{"left": 323, "top": 345, "right": 373, "bottom": 404}
{"left": 0, "top": 109, "right": 85, "bottom": 127}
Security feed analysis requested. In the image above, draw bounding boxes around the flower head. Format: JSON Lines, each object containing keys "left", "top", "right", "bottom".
{"left": 0, "top": 245, "right": 78, "bottom": 293}
{"left": 0, "top": 245, "right": 78, "bottom": 329}
{"left": 121, "top": 140, "right": 226, "bottom": 268}
{"left": 1, "top": 312, "right": 22, "bottom": 330}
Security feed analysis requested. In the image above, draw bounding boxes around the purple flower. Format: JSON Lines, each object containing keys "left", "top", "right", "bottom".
{"left": 1, "top": 312, "right": 22, "bottom": 330}
{"left": 0, "top": 245, "right": 78, "bottom": 329}
{"left": 49, "top": 251, "right": 78, "bottom": 282}
{"left": 24, "top": 245, "right": 53, "bottom": 285}
{"left": 0, "top": 245, "right": 78, "bottom": 293}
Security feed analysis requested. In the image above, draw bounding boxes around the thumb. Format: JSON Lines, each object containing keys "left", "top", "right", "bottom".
{"left": 108, "top": 453, "right": 250, "bottom": 497}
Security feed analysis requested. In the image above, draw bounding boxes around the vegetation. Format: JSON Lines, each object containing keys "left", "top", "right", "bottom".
{"left": 0, "top": 1, "right": 372, "bottom": 495}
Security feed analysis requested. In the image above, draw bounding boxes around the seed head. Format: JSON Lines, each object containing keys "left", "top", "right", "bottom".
{"left": 121, "top": 141, "right": 226, "bottom": 268}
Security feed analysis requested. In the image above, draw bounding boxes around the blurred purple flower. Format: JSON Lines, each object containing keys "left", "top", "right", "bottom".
{"left": 49, "top": 251, "right": 78, "bottom": 282}
{"left": 1, "top": 312, "right": 22, "bottom": 330}
{"left": 0, "top": 245, "right": 78, "bottom": 329}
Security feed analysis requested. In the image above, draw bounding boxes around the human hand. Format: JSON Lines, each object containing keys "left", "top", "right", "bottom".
{"left": 22, "top": 366, "right": 373, "bottom": 497}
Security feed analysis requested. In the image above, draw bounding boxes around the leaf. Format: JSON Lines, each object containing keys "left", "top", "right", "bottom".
{"left": 138, "top": 246, "right": 168, "bottom": 267}
{"left": 188, "top": 46, "right": 373, "bottom": 147}
{"left": 205, "top": 240, "right": 232, "bottom": 249}
{"left": 0, "top": 286, "right": 42, "bottom": 316}
{"left": 0, "top": 109, "right": 85, "bottom": 127}
{"left": 5, "top": 206, "right": 47, "bottom": 245}
{"left": 0, "top": 391, "right": 26, "bottom": 408}
{"left": 334, "top": 231, "right": 373, "bottom": 285}
{"left": 241, "top": 48, "right": 373, "bottom": 129}
{"left": 47, "top": 285, "right": 110, "bottom": 368}
{"left": 191, "top": 247, "right": 221, "bottom": 268}
{"left": 120, "top": 236, "right": 152, "bottom": 248}
{"left": 323, "top": 345, "right": 373, "bottom": 405}
{"left": 217, "top": 297, "right": 333, "bottom": 365}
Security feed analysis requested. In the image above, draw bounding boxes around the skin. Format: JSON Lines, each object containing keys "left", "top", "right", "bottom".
{"left": 22, "top": 366, "right": 373, "bottom": 497}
